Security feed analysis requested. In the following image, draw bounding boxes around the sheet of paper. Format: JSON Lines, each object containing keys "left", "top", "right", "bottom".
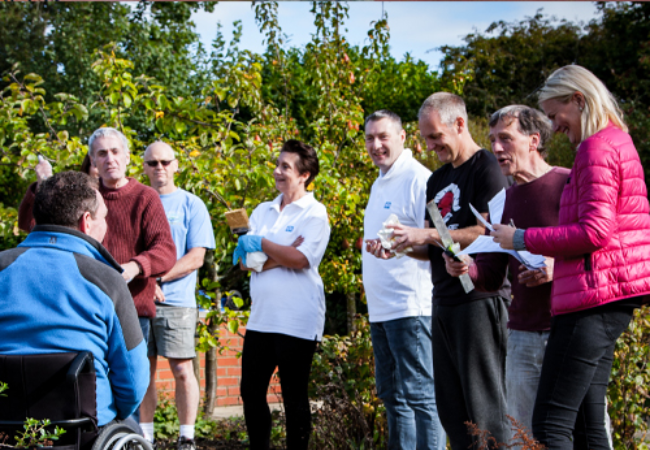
{"left": 470, "top": 204, "right": 495, "bottom": 232}
{"left": 514, "top": 250, "right": 547, "bottom": 270}
{"left": 488, "top": 188, "right": 506, "bottom": 226}
{"left": 458, "top": 235, "right": 546, "bottom": 270}
{"left": 457, "top": 235, "right": 503, "bottom": 256}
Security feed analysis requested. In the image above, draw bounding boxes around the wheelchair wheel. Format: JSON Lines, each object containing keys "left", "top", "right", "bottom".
{"left": 91, "top": 424, "right": 152, "bottom": 450}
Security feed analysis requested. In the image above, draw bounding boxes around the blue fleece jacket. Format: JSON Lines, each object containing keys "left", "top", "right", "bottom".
{"left": 0, "top": 225, "right": 149, "bottom": 426}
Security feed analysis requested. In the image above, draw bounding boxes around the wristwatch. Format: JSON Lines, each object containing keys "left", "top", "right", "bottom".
{"left": 156, "top": 277, "right": 163, "bottom": 286}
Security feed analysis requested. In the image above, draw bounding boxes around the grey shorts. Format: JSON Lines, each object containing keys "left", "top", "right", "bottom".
{"left": 147, "top": 305, "right": 198, "bottom": 359}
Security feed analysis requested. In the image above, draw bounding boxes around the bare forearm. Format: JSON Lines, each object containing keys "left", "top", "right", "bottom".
{"left": 406, "top": 245, "right": 430, "bottom": 261}
{"left": 261, "top": 238, "right": 309, "bottom": 269}
{"left": 448, "top": 225, "right": 486, "bottom": 249}
{"left": 160, "top": 247, "right": 206, "bottom": 283}
{"left": 262, "top": 257, "right": 282, "bottom": 271}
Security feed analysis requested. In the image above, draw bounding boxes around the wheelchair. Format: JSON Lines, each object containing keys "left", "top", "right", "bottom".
{"left": 0, "top": 352, "right": 153, "bottom": 450}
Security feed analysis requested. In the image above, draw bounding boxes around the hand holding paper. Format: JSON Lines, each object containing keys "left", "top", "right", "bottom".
{"left": 491, "top": 223, "right": 516, "bottom": 250}
{"left": 377, "top": 214, "right": 412, "bottom": 258}
{"left": 458, "top": 235, "right": 546, "bottom": 270}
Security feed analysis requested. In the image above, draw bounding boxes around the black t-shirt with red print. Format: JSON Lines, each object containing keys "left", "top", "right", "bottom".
{"left": 425, "top": 149, "right": 511, "bottom": 306}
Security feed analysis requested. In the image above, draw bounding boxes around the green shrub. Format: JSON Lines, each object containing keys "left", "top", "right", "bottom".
{"left": 609, "top": 307, "right": 650, "bottom": 449}
{"left": 309, "top": 315, "right": 388, "bottom": 449}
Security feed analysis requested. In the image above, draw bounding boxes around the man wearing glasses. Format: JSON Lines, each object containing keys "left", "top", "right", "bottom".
{"left": 138, "top": 141, "right": 215, "bottom": 450}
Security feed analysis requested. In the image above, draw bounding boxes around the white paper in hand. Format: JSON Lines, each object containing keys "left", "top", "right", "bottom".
{"left": 469, "top": 204, "right": 495, "bottom": 232}
{"left": 377, "top": 214, "right": 411, "bottom": 258}
{"left": 488, "top": 188, "right": 506, "bottom": 225}
{"left": 246, "top": 251, "right": 268, "bottom": 272}
{"left": 458, "top": 235, "right": 546, "bottom": 270}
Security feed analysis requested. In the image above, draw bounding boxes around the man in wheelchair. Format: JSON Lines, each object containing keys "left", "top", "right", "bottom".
{"left": 0, "top": 171, "right": 150, "bottom": 448}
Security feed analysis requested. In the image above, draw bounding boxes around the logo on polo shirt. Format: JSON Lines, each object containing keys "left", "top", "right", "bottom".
{"left": 49, "top": 237, "right": 57, "bottom": 244}
{"left": 286, "top": 226, "right": 294, "bottom": 232}
{"left": 167, "top": 212, "right": 182, "bottom": 224}
{"left": 384, "top": 201, "right": 391, "bottom": 209}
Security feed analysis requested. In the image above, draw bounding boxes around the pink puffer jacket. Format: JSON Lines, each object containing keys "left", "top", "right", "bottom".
{"left": 524, "top": 124, "right": 650, "bottom": 315}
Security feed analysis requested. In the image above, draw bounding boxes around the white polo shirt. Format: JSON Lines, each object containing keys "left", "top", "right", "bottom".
{"left": 246, "top": 192, "right": 331, "bottom": 341}
{"left": 362, "top": 149, "right": 434, "bottom": 322}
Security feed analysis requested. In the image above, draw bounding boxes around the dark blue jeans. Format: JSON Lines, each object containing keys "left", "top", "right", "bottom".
{"left": 370, "top": 316, "right": 446, "bottom": 450}
{"left": 532, "top": 300, "right": 637, "bottom": 449}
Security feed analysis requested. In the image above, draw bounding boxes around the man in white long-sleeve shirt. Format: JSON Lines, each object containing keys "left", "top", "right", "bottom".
{"left": 363, "top": 110, "right": 445, "bottom": 450}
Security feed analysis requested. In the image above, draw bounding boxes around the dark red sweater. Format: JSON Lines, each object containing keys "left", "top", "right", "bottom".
{"left": 18, "top": 182, "right": 37, "bottom": 232}
{"left": 469, "top": 167, "right": 571, "bottom": 331}
{"left": 99, "top": 178, "right": 176, "bottom": 317}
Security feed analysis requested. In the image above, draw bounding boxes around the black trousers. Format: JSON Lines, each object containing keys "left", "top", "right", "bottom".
{"left": 431, "top": 296, "right": 510, "bottom": 449}
{"left": 241, "top": 330, "right": 317, "bottom": 450}
{"left": 532, "top": 300, "right": 637, "bottom": 449}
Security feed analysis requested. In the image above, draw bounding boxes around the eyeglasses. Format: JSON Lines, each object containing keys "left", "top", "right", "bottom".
{"left": 144, "top": 160, "right": 175, "bottom": 167}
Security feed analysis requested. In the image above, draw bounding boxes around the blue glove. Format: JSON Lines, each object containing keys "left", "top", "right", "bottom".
{"left": 238, "top": 234, "right": 264, "bottom": 253}
{"left": 233, "top": 244, "right": 247, "bottom": 266}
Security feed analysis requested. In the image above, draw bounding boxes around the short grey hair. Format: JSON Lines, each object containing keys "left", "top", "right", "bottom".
{"left": 364, "top": 109, "right": 403, "bottom": 131}
{"left": 489, "top": 105, "right": 553, "bottom": 157}
{"left": 88, "top": 127, "right": 130, "bottom": 157}
{"left": 418, "top": 92, "right": 468, "bottom": 127}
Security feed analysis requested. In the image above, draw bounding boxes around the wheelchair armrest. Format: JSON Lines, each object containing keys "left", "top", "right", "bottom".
{"left": 0, "top": 417, "right": 95, "bottom": 430}
{"left": 65, "top": 352, "right": 95, "bottom": 385}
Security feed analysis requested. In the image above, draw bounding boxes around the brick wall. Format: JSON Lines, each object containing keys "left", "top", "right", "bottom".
{"left": 154, "top": 325, "right": 281, "bottom": 408}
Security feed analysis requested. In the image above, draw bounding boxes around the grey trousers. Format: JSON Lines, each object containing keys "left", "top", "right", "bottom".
{"left": 431, "top": 296, "right": 510, "bottom": 449}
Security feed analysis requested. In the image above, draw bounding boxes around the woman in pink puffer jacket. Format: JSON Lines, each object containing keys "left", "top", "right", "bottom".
{"left": 492, "top": 65, "right": 650, "bottom": 449}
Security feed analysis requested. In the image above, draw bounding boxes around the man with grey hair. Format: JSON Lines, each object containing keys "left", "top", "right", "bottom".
{"left": 443, "top": 105, "right": 570, "bottom": 444}
{"left": 363, "top": 109, "right": 445, "bottom": 449}
{"left": 88, "top": 127, "right": 176, "bottom": 421}
{"left": 389, "top": 93, "right": 510, "bottom": 448}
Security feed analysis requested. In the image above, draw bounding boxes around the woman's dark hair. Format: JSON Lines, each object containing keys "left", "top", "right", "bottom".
{"left": 33, "top": 171, "right": 99, "bottom": 227}
{"left": 80, "top": 153, "right": 93, "bottom": 175}
{"left": 280, "top": 140, "right": 320, "bottom": 187}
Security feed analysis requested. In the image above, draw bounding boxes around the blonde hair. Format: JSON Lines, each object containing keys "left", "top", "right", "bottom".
{"left": 538, "top": 65, "right": 627, "bottom": 143}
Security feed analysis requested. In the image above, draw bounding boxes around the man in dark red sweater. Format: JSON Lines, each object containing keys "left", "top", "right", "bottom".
{"left": 87, "top": 127, "right": 176, "bottom": 326}
{"left": 444, "top": 105, "right": 570, "bottom": 440}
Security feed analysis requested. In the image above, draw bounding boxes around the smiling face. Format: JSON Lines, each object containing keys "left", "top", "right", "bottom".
{"left": 274, "top": 151, "right": 310, "bottom": 195}
{"left": 419, "top": 110, "right": 463, "bottom": 166}
{"left": 143, "top": 142, "right": 178, "bottom": 194}
{"left": 541, "top": 96, "right": 583, "bottom": 146}
{"left": 91, "top": 135, "right": 129, "bottom": 187}
{"left": 364, "top": 118, "right": 406, "bottom": 174}
{"left": 489, "top": 118, "right": 539, "bottom": 180}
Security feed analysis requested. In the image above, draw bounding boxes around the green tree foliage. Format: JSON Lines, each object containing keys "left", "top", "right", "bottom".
{"left": 439, "top": 3, "right": 650, "bottom": 182}
{"left": 440, "top": 11, "right": 583, "bottom": 118}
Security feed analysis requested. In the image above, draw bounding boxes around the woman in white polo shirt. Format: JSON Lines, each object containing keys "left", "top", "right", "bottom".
{"left": 234, "top": 139, "right": 330, "bottom": 450}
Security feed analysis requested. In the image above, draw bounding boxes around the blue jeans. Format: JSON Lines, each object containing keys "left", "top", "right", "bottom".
{"left": 370, "top": 316, "right": 446, "bottom": 450}
{"left": 506, "top": 329, "right": 549, "bottom": 439}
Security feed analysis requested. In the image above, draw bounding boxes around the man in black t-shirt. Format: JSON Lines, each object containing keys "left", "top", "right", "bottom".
{"left": 390, "top": 93, "right": 511, "bottom": 449}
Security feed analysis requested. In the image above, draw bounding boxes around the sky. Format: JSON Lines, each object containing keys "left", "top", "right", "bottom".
{"left": 191, "top": 2, "right": 601, "bottom": 70}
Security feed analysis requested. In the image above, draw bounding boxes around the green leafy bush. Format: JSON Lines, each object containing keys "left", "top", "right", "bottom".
{"left": 309, "top": 316, "right": 388, "bottom": 449}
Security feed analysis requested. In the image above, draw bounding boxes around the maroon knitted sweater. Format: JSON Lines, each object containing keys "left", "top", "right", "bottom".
{"left": 469, "top": 167, "right": 570, "bottom": 331}
{"left": 18, "top": 182, "right": 37, "bottom": 233}
{"left": 99, "top": 178, "right": 176, "bottom": 317}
